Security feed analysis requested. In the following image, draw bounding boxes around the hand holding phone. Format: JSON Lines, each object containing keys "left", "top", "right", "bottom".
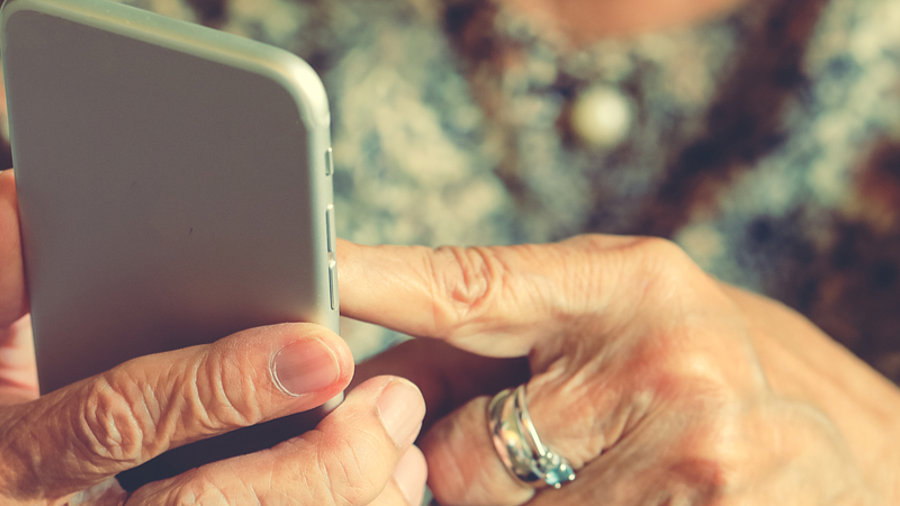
{"left": 1, "top": 0, "right": 346, "bottom": 491}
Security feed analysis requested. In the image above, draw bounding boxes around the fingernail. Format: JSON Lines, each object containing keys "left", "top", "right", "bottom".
{"left": 393, "top": 446, "right": 428, "bottom": 506}
{"left": 377, "top": 378, "right": 425, "bottom": 448}
{"left": 271, "top": 339, "right": 340, "bottom": 396}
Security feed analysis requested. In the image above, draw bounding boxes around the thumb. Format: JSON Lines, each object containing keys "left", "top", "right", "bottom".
{"left": 128, "top": 376, "right": 429, "bottom": 506}
{"left": 0, "top": 322, "right": 352, "bottom": 502}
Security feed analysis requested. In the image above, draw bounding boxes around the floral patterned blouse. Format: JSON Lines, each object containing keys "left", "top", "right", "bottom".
{"left": 4, "top": 0, "right": 899, "bottom": 383}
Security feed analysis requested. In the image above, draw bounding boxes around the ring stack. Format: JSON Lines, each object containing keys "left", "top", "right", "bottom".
{"left": 487, "top": 385, "right": 576, "bottom": 489}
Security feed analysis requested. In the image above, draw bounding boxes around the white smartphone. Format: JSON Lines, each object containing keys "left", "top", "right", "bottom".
{"left": 1, "top": 0, "right": 340, "bottom": 489}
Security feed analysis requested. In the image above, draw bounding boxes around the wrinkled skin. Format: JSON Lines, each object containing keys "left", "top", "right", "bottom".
{"left": 3, "top": 162, "right": 899, "bottom": 504}
{"left": 339, "top": 235, "right": 900, "bottom": 505}
{"left": 0, "top": 170, "right": 428, "bottom": 506}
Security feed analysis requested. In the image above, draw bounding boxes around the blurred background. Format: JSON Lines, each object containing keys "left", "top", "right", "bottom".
{"left": 2, "top": 0, "right": 898, "bottom": 385}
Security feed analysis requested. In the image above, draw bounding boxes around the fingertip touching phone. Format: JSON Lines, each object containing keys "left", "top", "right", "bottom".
{"left": 1, "top": 0, "right": 340, "bottom": 490}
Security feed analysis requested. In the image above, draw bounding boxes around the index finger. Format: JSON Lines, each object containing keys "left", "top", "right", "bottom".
{"left": 336, "top": 236, "right": 638, "bottom": 357}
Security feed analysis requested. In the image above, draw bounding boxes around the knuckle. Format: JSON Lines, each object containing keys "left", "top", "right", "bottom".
{"left": 633, "top": 235, "right": 690, "bottom": 261}
{"left": 568, "top": 233, "right": 612, "bottom": 253}
{"left": 571, "top": 235, "right": 712, "bottom": 315}
{"left": 664, "top": 368, "right": 738, "bottom": 410}
{"left": 427, "top": 245, "right": 507, "bottom": 335}
{"left": 631, "top": 236, "right": 700, "bottom": 281}
{"left": 74, "top": 373, "right": 148, "bottom": 466}
{"left": 184, "top": 348, "right": 266, "bottom": 436}
{"left": 663, "top": 455, "right": 734, "bottom": 503}
{"left": 651, "top": 415, "right": 742, "bottom": 503}
{"left": 632, "top": 337, "right": 737, "bottom": 404}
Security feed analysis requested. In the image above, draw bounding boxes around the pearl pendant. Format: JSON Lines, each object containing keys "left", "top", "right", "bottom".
{"left": 569, "top": 85, "right": 632, "bottom": 149}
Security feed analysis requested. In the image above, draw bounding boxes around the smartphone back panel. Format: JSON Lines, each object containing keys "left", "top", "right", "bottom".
{"left": 1, "top": 0, "right": 339, "bottom": 394}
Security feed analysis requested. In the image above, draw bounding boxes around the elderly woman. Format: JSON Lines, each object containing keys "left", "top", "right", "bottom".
{"left": 1, "top": 0, "right": 899, "bottom": 504}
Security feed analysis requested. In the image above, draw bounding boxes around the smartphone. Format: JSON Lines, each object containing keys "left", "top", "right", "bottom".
{"left": 1, "top": 0, "right": 340, "bottom": 489}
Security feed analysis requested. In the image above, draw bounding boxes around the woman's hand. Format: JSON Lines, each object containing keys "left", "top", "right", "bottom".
{"left": 339, "top": 236, "right": 900, "bottom": 505}
{"left": 0, "top": 170, "right": 427, "bottom": 505}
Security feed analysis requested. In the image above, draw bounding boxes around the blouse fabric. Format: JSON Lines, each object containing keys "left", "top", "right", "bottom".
{"left": 11, "top": 0, "right": 899, "bottom": 382}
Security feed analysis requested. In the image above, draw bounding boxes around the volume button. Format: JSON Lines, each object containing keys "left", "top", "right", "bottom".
{"left": 324, "top": 147, "right": 334, "bottom": 176}
{"left": 325, "top": 205, "right": 335, "bottom": 253}
{"left": 328, "top": 258, "right": 337, "bottom": 310}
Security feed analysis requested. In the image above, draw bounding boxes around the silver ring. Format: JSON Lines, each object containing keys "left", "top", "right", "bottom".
{"left": 487, "top": 385, "right": 576, "bottom": 489}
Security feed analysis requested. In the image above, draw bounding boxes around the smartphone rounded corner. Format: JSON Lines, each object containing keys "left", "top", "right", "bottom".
{"left": 258, "top": 51, "right": 332, "bottom": 131}
{"left": 0, "top": 0, "right": 34, "bottom": 49}
{"left": 0, "top": 0, "right": 32, "bottom": 22}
